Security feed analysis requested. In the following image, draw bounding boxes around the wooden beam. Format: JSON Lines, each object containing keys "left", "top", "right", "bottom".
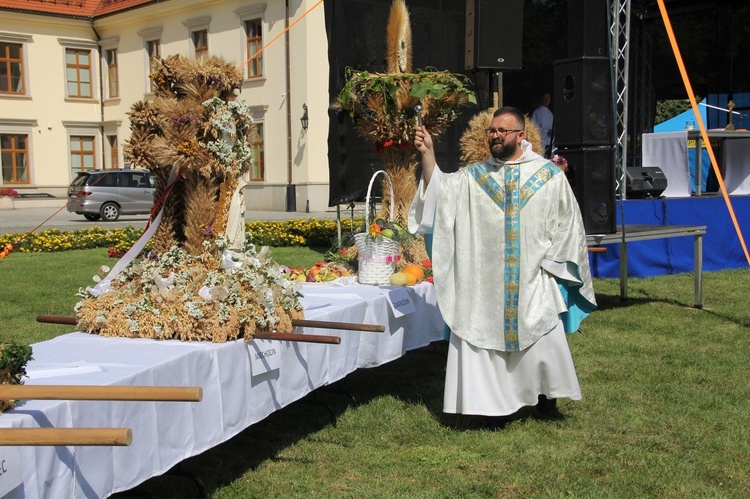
{"left": 253, "top": 331, "right": 340, "bottom": 344}
{"left": 0, "top": 428, "right": 132, "bottom": 446}
{"left": 35, "top": 315, "right": 365, "bottom": 342}
{"left": 0, "top": 385, "right": 202, "bottom": 402}
{"left": 293, "top": 319, "right": 384, "bottom": 332}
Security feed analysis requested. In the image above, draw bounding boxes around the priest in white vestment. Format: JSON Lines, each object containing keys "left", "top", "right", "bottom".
{"left": 409, "top": 107, "right": 596, "bottom": 417}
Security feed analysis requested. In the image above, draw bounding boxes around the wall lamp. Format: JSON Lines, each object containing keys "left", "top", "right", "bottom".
{"left": 301, "top": 103, "right": 309, "bottom": 131}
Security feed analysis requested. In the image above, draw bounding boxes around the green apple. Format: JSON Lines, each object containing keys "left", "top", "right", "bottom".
{"left": 381, "top": 228, "right": 395, "bottom": 239}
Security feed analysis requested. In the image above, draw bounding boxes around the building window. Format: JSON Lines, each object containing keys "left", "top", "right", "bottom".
{"left": 192, "top": 30, "right": 208, "bottom": 59}
{"left": 70, "top": 135, "right": 96, "bottom": 172}
{"left": 105, "top": 49, "right": 119, "bottom": 98}
{"left": 245, "top": 19, "right": 262, "bottom": 78}
{"left": 0, "top": 42, "right": 24, "bottom": 94}
{"left": 107, "top": 135, "right": 118, "bottom": 169}
{"left": 249, "top": 123, "right": 264, "bottom": 181}
{"left": 65, "top": 48, "right": 92, "bottom": 98}
{"left": 1, "top": 133, "right": 29, "bottom": 183}
{"left": 147, "top": 39, "right": 160, "bottom": 92}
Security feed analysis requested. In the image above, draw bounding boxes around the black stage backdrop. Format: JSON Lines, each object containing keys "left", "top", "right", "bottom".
{"left": 325, "top": 0, "right": 480, "bottom": 206}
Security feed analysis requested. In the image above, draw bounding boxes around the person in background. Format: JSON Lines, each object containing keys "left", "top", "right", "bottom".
{"left": 409, "top": 106, "right": 596, "bottom": 422}
{"left": 532, "top": 92, "right": 554, "bottom": 156}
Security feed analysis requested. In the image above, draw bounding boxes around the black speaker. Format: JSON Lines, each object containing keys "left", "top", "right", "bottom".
{"left": 553, "top": 57, "right": 614, "bottom": 147}
{"left": 626, "top": 166, "right": 668, "bottom": 198}
{"left": 558, "top": 146, "right": 616, "bottom": 234}
{"left": 567, "top": 0, "right": 609, "bottom": 57}
{"left": 465, "top": 0, "right": 523, "bottom": 70}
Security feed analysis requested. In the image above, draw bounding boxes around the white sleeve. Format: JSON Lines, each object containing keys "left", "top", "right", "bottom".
{"left": 541, "top": 259, "right": 583, "bottom": 284}
{"left": 408, "top": 166, "right": 443, "bottom": 234}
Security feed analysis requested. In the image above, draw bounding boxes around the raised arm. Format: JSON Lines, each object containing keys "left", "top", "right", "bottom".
{"left": 414, "top": 125, "right": 437, "bottom": 186}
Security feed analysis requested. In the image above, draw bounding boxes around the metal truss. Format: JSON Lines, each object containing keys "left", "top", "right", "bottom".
{"left": 611, "top": 0, "right": 632, "bottom": 199}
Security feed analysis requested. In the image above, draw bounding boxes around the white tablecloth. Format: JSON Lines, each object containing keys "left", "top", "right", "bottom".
{"left": 642, "top": 131, "right": 691, "bottom": 197}
{"left": 0, "top": 282, "right": 443, "bottom": 498}
{"left": 642, "top": 131, "right": 750, "bottom": 196}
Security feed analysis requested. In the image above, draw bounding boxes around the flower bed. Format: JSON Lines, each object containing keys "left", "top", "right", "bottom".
{"left": 0, "top": 218, "right": 366, "bottom": 254}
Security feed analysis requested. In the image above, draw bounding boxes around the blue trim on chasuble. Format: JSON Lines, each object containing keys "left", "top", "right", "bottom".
{"left": 503, "top": 163, "right": 521, "bottom": 350}
{"left": 519, "top": 162, "right": 561, "bottom": 209}
{"left": 466, "top": 161, "right": 561, "bottom": 351}
{"left": 466, "top": 163, "right": 505, "bottom": 206}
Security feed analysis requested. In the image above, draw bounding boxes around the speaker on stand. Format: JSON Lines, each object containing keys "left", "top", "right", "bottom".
{"left": 557, "top": 146, "right": 617, "bottom": 234}
{"left": 567, "top": 0, "right": 610, "bottom": 58}
{"left": 465, "top": 0, "right": 524, "bottom": 71}
{"left": 465, "top": 0, "right": 524, "bottom": 109}
{"left": 553, "top": 57, "right": 615, "bottom": 147}
{"left": 552, "top": 0, "right": 616, "bottom": 234}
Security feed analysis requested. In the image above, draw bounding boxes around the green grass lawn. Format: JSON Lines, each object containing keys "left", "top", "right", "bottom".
{"left": 1, "top": 249, "right": 748, "bottom": 497}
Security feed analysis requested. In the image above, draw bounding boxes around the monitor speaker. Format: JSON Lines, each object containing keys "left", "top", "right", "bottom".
{"left": 558, "top": 146, "right": 616, "bottom": 234}
{"left": 626, "top": 166, "right": 668, "bottom": 198}
{"left": 465, "top": 0, "right": 524, "bottom": 70}
{"left": 553, "top": 57, "right": 615, "bottom": 147}
{"left": 567, "top": 0, "right": 609, "bottom": 57}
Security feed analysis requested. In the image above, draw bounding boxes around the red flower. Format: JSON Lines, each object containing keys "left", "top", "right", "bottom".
{"left": 108, "top": 247, "right": 125, "bottom": 258}
{"left": 421, "top": 258, "right": 432, "bottom": 269}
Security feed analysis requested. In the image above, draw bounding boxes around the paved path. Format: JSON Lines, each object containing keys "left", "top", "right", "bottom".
{"left": 0, "top": 205, "right": 342, "bottom": 235}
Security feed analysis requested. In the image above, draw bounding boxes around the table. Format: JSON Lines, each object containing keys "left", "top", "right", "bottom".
{"left": 688, "top": 130, "right": 750, "bottom": 195}
{"left": 587, "top": 224, "right": 707, "bottom": 308}
{"left": 0, "top": 282, "right": 444, "bottom": 498}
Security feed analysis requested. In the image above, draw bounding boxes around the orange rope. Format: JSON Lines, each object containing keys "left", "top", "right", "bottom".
{"left": 656, "top": 0, "right": 750, "bottom": 266}
{"left": 239, "top": 0, "right": 326, "bottom": 70}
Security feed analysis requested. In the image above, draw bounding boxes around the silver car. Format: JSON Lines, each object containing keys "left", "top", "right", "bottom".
{"left": 67, "top": 169, "right": 155, "bottom": 221}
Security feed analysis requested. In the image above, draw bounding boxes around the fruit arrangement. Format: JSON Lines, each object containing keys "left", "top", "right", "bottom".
{"left": 364, "top": 217, "right": 410, "bottom": 243}
{"left": 390, "top": 260, "right": 433, "bottom": 286}
{"left": 286, "top": 261, "right": 357, "bottom": 283}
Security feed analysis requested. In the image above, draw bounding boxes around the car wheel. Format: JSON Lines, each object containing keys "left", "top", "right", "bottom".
{"left": 83, "top": 213, "right": 101, "bottom": 221}
{"left": 100, "top": 202, "right": 121, "bottom": 222}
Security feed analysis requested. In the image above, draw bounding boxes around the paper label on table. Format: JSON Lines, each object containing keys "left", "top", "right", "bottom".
{"left": 0, "top": 447, "right": 23, "bottom": 497}
{"left": 387, "top": 287, "right": 415, "bottom": 318}
{"left": 25, "top": 363, "right": 104, "bottom": 380}
{"left": 249, "top": 339, "right": 282, "bottom": 374}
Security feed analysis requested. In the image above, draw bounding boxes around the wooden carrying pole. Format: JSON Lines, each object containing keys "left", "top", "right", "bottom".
{"left": 0, "top": 385, "right": 202, "bottom": 402}
{"left": 35, "top": 315, "right": 382, "bottom": 342}
{"left": 292, "top": 319, "right": 384, "bottom": 332}
{"left": 253, "top": 331, "right": 340, "bottom": 344}
{"left": 37, "top": 314, "right": 383, "bottom": 333}
{"left": 0, "top": 428, "right": 132, "bottom": 446}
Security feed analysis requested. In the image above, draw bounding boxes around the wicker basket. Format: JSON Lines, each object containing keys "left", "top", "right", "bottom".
{"left": 355, "top": 170, "right": 401, "bottom": 285}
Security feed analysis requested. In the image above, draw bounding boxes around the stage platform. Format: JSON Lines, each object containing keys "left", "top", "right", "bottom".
{"left": 588, "top": 196, "right": 749, "bottom": 281}
{"left": 587, "top": 224, "right": 706, "bottom": 308}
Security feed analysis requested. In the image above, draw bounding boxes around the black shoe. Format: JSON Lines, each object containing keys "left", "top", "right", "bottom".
{"left": 536, "top": 394, "right": 557, "bottom": 415}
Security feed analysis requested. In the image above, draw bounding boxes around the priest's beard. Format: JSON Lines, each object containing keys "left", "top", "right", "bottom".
{"left": 490, "top": 139, "right": 518, "bottom": 161}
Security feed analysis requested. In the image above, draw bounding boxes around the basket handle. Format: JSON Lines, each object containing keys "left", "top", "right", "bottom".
{"left": 365, "top": 170, "right": 395, "bottom": 226}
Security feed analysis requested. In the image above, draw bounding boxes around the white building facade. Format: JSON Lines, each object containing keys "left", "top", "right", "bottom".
{"left": 0, "top": 0, "right": 331, "bottom": 211}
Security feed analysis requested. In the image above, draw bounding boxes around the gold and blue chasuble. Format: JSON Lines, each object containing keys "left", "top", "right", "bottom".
{"left": 465, "top": 161, "right": 560, "bottom": 351}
